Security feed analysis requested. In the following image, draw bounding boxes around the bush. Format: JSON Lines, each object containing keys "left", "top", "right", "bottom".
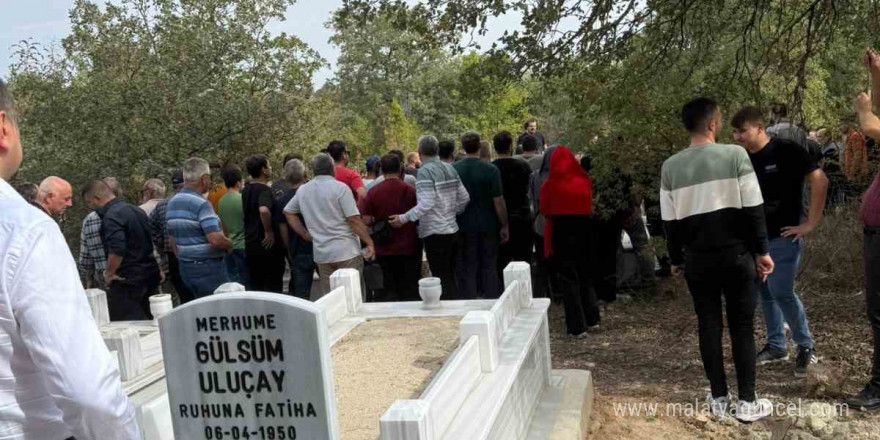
{"left": 798, "top": 201, "right": 864, "bottom": 296}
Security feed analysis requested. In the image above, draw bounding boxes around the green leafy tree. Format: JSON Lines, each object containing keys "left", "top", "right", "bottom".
{"left": 9, "top": 0, "right": 324, "bottom": 238}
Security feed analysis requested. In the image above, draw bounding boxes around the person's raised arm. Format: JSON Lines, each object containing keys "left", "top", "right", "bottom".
{"left": 865, "top": 49, "right": 880, "bottom": 113}
{"left": 12, "top": 222, "right": 140, "bottom": 439}
{"left": 856, "top": 92, "right": 880, "bottom": 141}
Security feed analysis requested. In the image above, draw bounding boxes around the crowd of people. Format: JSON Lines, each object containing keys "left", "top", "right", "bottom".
{"left": 6, "top": 49, "right": 880, "bottom": 437}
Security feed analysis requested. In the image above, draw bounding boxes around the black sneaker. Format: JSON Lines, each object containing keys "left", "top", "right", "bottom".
{"left": 756, "top": 345, "right": 789, "bottom": 365}
{"left": 845, "top": 383, "right": 880, "bottom": 411}
{"left": 795, "top": 346, "right": 818, "bottom": 377}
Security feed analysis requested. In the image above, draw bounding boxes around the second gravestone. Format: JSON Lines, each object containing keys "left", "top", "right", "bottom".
{"left": 159, "top": 292, "right": 339, "bottom": 440}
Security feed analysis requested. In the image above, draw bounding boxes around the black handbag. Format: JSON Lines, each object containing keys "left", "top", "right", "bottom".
{"left": 371, "top": 218, "right": 395, "bottom": 245}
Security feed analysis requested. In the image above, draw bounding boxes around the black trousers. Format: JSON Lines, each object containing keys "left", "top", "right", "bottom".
{"left": 246, "top": 251, "right": 286, "bottom": 294}
{"left": 684, "top": 247, "right": 758, "bottom": 401}
{"left": 376, "top": 254, "right": 422, "bottom": 302}
{"left": 590, "top": 215, "right": 621, "bottom": 302}
{"left": 498, "top": 216, "right": 534, "bottom": 282}
{"left": 552, "top": 216, "right": 600, "bottom": 335}
{"left": 167, "top": 252, "right": 195, "bottom": 304}
{"left": 424, "top": 233, "right": 460, "bottom": 300}
{"left": 533, "top": 232, "right": 558, "bottom": 300}
{"left": 864, "top": 228, "right": 880, "bottom": 386}
{"left": 108, "top": 276, "right": 159, "bottom": 321}
{"left": 456, "top": 231, "right": 501, "bottom": 299}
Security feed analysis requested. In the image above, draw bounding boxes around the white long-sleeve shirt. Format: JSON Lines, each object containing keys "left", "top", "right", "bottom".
{"left": 0, "top": 178, "right": 140, "bottom": 440}
{"left": 399, "top": 157, "right": 470, "bottom": 238}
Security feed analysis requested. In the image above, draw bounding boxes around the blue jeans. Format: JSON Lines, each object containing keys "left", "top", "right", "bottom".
{"left": 180, "top": 258, "right": 229, "bottom": 298}
{"left": 225, "top": 249, "right": 249, "bottom": 286}
{"left": 758, "top": 237, "right": 814, "bottom": 351}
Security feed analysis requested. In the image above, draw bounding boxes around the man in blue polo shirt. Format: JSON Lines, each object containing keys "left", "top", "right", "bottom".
{"left": 166, "top": 157, "right": 233, "bottom": 297}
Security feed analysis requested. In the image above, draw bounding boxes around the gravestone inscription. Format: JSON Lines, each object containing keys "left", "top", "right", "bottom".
{"left": 160, "top": 292, "right": 339, "bottom": 440}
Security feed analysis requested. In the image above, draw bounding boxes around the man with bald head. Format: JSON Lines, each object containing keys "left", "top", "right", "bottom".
{"left": 35, "top": 176, "right": 73, "bottom": 218}
{"left": 83, "top": 178, "right": 161, "bottom": 321}
{"left": 0, "top": 78, "right": 140, "bottom": 438}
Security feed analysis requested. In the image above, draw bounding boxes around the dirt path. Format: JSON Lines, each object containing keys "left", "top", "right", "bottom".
{"left": 547, "top": 277, "right": 880, "bottom": 439}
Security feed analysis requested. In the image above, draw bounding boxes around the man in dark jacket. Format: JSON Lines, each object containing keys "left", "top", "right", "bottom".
{"left": 83, "top": 179, "right": 161, "bottom": 321}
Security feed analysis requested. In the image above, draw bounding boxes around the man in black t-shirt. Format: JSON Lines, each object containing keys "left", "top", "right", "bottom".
{"left": 516, "top": 118, "right": 548, "bottom": 152}
{"left": 492, "top": 131, "right": 533, "bottom": 281}
{"left": 242, "top": 155, "right": 287, "bottom": 293}
{"left": 732, "top": 106, "right": 829, "bottom": 377}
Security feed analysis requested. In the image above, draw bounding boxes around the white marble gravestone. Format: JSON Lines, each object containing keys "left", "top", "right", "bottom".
{"left": 159, "top": 292, "right": 339, "bottom": 440}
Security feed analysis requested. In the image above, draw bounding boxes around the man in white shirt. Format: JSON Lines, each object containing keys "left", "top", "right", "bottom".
{"left": 284, "top": 153, "right": 375, "bottom": 298}
{"left": 0, "top": 78, "right": 140, "bottom": 439}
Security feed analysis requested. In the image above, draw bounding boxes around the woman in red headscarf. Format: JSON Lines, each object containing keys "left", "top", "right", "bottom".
{"left": 540, "top": 146, "right": 600, "bottom": 337}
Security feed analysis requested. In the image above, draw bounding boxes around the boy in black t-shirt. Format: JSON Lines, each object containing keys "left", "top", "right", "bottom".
{"left": 732, "top": 106, "right": 829, "bottom": 377}
{"left": 242, "top": 155, "right": 287, "bottom": 293}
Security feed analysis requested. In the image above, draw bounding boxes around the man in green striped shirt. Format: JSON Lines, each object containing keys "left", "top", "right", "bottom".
{"left": 661, "top": 97, "right": 775, "bottom": 422}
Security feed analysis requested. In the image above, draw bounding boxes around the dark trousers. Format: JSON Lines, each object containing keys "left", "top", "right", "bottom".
{"left": 246, "top": 251, "right": 286, "bottom": 293}
{"left": 684, "top": 247, "right": 758, "bottom": 401}
{"left": 552, "top": 216, "right": 600, "bottom": 335}
{"left": 591, "top": 215, "right": 621, "bottom": 302}
{"left": 108, "top": 277, "right": 159, "bottom": 321}
{"left": 167, "top": 252, "right": 195, "bottom": 304}
{"left": 376, "top": 254, "right": 422, "bottom": 302}
{"left": 864, "top": 228, "right": 880, "bottom": 386}
{"left": 498, "top": 216, "right": 533, "bottom": 281}
{"left": 424, "top": 233, "right": 460, "bottom": 300}
{"left": 456, "top": 231, "right": 501, "bottom": 299}
{"left": 225, "top": 249, "right": 249, "bottom": 286}
{"left": 289, "top": 252, "right": 316, "bottom": 300}
{"left": 533, "top": 232, "right": 558, "bottom": 300}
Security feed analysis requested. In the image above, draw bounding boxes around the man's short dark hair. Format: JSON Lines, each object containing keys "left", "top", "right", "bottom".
{"left": 388, "top": 149, "right": 405, "bottom": 163}
{"left": 523, "top": 117, "right": 537, "bottom": 130}
{"left": 380, "top": 154, "right": 401, "bottom": 175}
{"left": 439, "top": 140, "right": 455, "bottom": 159}
{"left": 461, "top": 131, "right": 481, "bottom": 154}
{"left": 0, "top": 78, "right": 15, "bottom": 126}
{"left": 245, "top": 155, "right": 269, "bottom": 179}
{"left": 771, "top": 102, "right": 788, "bottom": 118}
{"left": 327, "top": 140, "right": 347, "bottom": 162}
{"left": 81, "top": 179, "right": 112, "bottom": 200}
{"left": 731, "top": 106, "right": 765, "bottom": 130}
{"left": 681, "top": 97, "right": 719, "bottom": 133}
{"left": 282, "top": 152, "right": 302, "bottom": 167}
{"left": 493, "top": 131, "right": 514, "bottom": 155}
{"left": 522, "top": 134, "right": 539, "bottom": 152}
{"left": 222, "top": 164, "right": 243, "bottom": 188}
{"left": 580, "top": 155, "right": 592, "bottom": 173}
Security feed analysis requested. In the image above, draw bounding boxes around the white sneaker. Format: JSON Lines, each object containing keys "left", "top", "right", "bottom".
{"left": 735, "top": 398, "right": 773, "bottom": 422}
{"left": 705, "top": 393, "right": 730, "bottom": 417}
